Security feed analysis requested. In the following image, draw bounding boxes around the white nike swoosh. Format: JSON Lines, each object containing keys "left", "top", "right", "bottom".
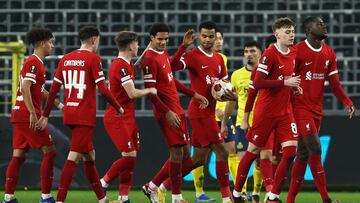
{"left": 201, "top": 66, "right": 208, "bottom": 69}
{"left": 279, "top": 65, "right": 284, "bottom": 69}
{"left": 305, "top": 62, "right": 312, "bottom": 66}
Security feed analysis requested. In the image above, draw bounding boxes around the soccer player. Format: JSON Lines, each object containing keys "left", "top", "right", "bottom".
{"left": 37, "top": 26, "right": 123, "bottom": 203}
{"left": 141, "top": 23, "right": 208, "bottom": 203}
{"left": 170, "top": 21, "right": 237, "bottom": 203}
{"left": 3, "top": 27, "right": 58, "bottom": 203}
{"left": 98, "top": 31, "right": 157, "bottom": 203}
{"left": 231, "top": 17, "right": 301, "bottom": 203}
{"left": 286, "top": 16, "right": 356, "bottom": 203}
{"left": 221, "top": 41, "right": 264, "bottom": 203}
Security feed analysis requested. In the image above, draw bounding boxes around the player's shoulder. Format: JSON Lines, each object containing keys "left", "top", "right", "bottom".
{"left": 321, "top": 42, "right": 336, "bottom": 56}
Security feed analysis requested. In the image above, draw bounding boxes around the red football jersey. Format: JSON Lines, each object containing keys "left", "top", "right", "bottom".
{"left": 11, "top": 54, "right": 46, "bottom": 123}
{"left": 105, "top": 56, "right": 135, "bottom": 119}
{"left": 142, "top": 48, "right": 184, "bottom": 118}
{"left": 177, "top": 46, "right": 227, "bottom": 119}
{"left": 53, "top": 49, "right": 105, "bottom": 126}
{"left": 254, "top": 44, "right": 296, "bottom": 118}
{"left": 293, "top": 40, "right": 338, "bottom": 117}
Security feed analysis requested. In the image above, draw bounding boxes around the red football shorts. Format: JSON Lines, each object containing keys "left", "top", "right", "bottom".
{"left": 190, "top": 117, "right": 223, "bottom": 147}
{"left": 68, "top": 125, "right": 94, "bottom": 153}
{"left": 262, "top": 130, "right": 275, "bottom": 150}
{"left": 12, "top": 123, "right": 53, "bottom": 149}
{"left": 104, "top": 114, "right": 139, "bottom": 152}
{"left": 294, "top": 109, "right": 322, "bottom": 136}
{"left": 156, "top": 114, "right": 190, "bottom": 147}
{"left": 247, "top": 113, "right": 298, "bottom": 148}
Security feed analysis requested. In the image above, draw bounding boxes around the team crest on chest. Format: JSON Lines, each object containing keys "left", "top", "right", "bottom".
{"left": 324, "top": 60, "right": 329, "bottom": 69}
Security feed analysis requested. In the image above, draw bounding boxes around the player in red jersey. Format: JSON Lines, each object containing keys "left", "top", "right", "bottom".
{"left": 286, "top": 17, "right": 356, "bottom": 203}
{"left": 170, "top": 21, "right": 237, "bottom": 203}
{"left": 4, "top": 27, "right": 58, "bottom": 203}
{"left": 231, "top": 17, "right": 301, "bottom": 203}
{"left": 99, "top": 31, "right": 157, "bottom": 203}
{"left": 37, "top": 26, "right": 123, "bottom": 203}
{"left": 141, "top": 23, "right": 208, "bottom": 203}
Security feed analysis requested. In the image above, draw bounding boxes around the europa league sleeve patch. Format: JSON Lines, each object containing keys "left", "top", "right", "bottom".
{"left": 29, "top": 65, "right": 37, "bottom": 73}
{"left": 120, "top": 68, "right": 128, "bottom": 76}
{"left": 261, "top": 56, "right": 268, "bottom": 64}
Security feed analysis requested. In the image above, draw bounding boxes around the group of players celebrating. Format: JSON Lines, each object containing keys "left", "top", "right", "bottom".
{"left": 3, "top": 15, "right": 356, "bottom": 203}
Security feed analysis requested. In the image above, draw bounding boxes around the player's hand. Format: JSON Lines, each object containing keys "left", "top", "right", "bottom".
{"left": 117, "top": 107, "right": 124, "bottom": 116}
{"left": 220, "top": 120, "right": 228, "bottom": 138}
{"left": 193, "top": 92, "right": 208, "bottom": 109}
{"left": 221, "top": 89, "right": 237, "bottom": 101}
{"left": 284, "top": 75, "right": 301, "bottom": 88}
{"left": 182, "top": 29, "right": 196, "bottom": 47}
{"left": 347, "top": 105, "right": 356, "bottom": 119}
{"left": 29, "top": 112, "right": 38, "bottom": 131}
{"left": 292, "top": 86, "right": 303, "bottom": 96}
{"left": 165, "top": 110, "right": 181, "bottom": 128}
{"left": 240, "top": 119, "right": 250, "bottom": 133}
{"left": 36, "top": 116, "right": 48, "bottom": 131}
{"left": 148, "top": 87, "right": 157, "bottom": 96}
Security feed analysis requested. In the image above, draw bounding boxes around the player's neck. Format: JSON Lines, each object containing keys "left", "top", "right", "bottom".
{"left": 200, "top": 45, "right": 212, "bottom": 54}
{"left": 274, "top": 42, "right": 290, "bottom": 55}
{"left": 306, "top": 36, "right": 322, "bottom": 49}
{"left": 33, "top": 49, "right": 46, "bottom": 61}
{"left": 79, "top": 44, "right": 94, "bottom": 52}
{"left": 246, "top": 64, "right": 257, "bottom": 71}
{"left": 118, "top": 52, "right": 132, "bottom": 64}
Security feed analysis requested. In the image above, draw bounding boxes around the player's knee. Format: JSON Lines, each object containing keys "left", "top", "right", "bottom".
{"left": 308, "top": 143, "right": 322, "bottom": 155}
{"left": 283, "top": 146, "right": 297, "bottom": 160}
{"left": 44, "top": 150, "right": 57, "bottom": 159}
{"left": 216, "top": 150, "right": 228, "bottom": 161}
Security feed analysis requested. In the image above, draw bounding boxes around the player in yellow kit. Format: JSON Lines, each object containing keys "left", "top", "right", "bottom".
{"left": 221, "top": 41, "right": 263, "bottom": 203}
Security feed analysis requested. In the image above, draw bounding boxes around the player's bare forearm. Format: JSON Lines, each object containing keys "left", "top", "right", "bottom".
{"left": 222, "top": 100, "right": 236, "bottom": 123}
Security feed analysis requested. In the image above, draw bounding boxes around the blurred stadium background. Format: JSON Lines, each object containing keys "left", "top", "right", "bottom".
{"left": 0, "top": 0, "right": 359, "bottom": 192}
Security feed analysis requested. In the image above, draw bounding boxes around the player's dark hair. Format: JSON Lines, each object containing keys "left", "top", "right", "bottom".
{"left": 149, "top": 23, "right": 170, "bottom": 37}
{"left": 302, "top": 16, "right": 319, "bottom": 34}
{"left": 78, "top": 26, "right": 100, "bottom": 41}
{"left": 265, "top": 35, "right": 277, "bottom": 48}
{"left": 26, "top": 27, "right": 53, "bottom": 46}
{"left": 215, "top": 27, "right": 224, "bottom": 38}
{"left": 199, "top": 21, "right": 217, "bottom": 31}
{"left": 115, "top": 31, "right": 138, "bottom": 51}
{"left": 244, "top": 40, "right": 262, "bottom": 52}
{"left": 272, "top": 17, "right": 295, "bottom": 32}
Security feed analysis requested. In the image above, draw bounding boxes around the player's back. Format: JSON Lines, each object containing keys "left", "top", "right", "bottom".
{"left": 293, "top": 40, "right": 337, "bottom": 116}
{"left": 106, "top": 57, "right": 135, "bottom": 119}
{"left": 183, "top": 47, "right": 227, "bottom": 118}
{"left": 11, "top": 54, "right": 45, "bottom": 123}
{"left": 255, "top": 44, "right": 296, "bottom": 118}
{"left": 55, "top": 49, "right": 105, "bottom": 126}
{"left": 142, "top": 48, "right": 184, "bottom": 118}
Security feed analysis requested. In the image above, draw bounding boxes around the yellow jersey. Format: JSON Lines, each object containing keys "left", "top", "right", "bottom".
{"left": 215, "top": 53, "right": 228, "bottom": 122}
{"left": 231, "top": 66, "right": 255, "bottom": 127}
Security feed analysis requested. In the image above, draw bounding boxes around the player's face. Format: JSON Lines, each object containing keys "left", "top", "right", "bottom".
{"left": 275, "top": 26, "right": 295, "bottom": 47}
{"left": 309, "top": 18, "right": 328, "bottom": 40}
{"left": 213, "top": 32, "right": 223, "bottom": 52}
{"left": 244, "top": 46, "right": 261, "bottom": 66}
{"left": 42, "top": 38, "right": 54, "bottom": 56}
{"left": 199, "top": 28, "right": 216, "bottom": 51}
{"left": 151, "top": 32, "right": 169, "bottom": 51}
{"left": 129, "top": 40, "right": 139, "bottom": 57}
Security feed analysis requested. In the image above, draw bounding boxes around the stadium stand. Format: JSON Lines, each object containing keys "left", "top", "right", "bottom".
{"left": 0, "top": 0, "right": 359, "bottom": 117}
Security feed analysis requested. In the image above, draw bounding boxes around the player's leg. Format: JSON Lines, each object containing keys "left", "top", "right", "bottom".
{"left": 39, "top": 143, "right": 56, "bottom": 203}
{"left": 286, "top": 136, "right": 308, "bottom": 203}
{"left": 168, "top": 145, "right": 186, "bottom": 202}
{"left": 251, "top": 158, "right": 262, "bottom": 203}
{"left": 268, "top": 118, "right": 298, "bottom": 202}
{"left": 260, "top": 131, "right": 275, "bottom": 196}
{"left": 234, "top": 126, "right": 249, "bottom": 195}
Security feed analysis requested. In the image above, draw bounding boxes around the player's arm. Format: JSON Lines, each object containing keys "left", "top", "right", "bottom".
{"left": 174, "top": 79, "right": 208, "bottom": 109}
{"left": 21, "top": 80, "right": 38, "bottom": 130}
{"left": 241, "top": 87, "right": 258, "bottom": 132}
{"left": 42, "top": 88, "right": 64, "bottom": 110}
{"left": 328, "top": 72, "right": 356, "bottom": 118}
{"left": 170, "top": 29, "right": 195, "bottom": 72}
{"left": 97, "top": 80, "right": 123, "bottom": 114}
{"left": 122, "top": 80, "right": 157, "bottom": 99}
{"left": 134, "top": 42, "right": 151, "bottom": 71}
{"left": 220, "top": 100, "right": 236, "bottom": 136}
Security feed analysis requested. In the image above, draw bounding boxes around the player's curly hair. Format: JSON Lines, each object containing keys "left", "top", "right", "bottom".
{"left": 115, "top": 31, "right": 138, "bottom": 51}
{"left": 149, "top": 23, "right": 170, "bottom": 36}
{"left": 78, "top": 26, "right": 100, "bottom": 41}
{"left": 199, "top": 21, "right": 217, "bottom": 31}
{"left": 26, "top": 27, "right": 53, "bottom": 46}
{"left": 272, "top": 17, "right": 295, "bottom": 32}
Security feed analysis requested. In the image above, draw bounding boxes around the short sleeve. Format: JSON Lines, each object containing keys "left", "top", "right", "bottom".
{"left": 91, "top": 55, "right": 105, "bottom": 84}
{"left": 22, "top": 61, "right": 39, "bottom": 84}
{"left": 257, "top": 51, "right": 274, "bottom": 76}
{"left": 118, "top": 65, "right": 133, "bottom": 86}
{"left": 142, "top": 57, "right": 158, "bottom": 84}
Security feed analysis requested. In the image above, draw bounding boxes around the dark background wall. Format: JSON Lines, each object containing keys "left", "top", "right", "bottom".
{"left": 0, "top": 116, "right": 359, "bottom": 189}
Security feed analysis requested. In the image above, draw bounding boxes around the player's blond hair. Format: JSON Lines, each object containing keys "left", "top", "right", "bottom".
{"left": 272, "top": 17, "right": 295, "bottom": 32}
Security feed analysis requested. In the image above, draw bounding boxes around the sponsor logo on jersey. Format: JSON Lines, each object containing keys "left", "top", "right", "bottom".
{"left": 305, "top": 61, "right": 312, "bottom": 66}
{"left": 201, "top": 65, "right": 208, "bottom": 69}
{"left": 279, "top": 65, "right": 284, "bottom": 69}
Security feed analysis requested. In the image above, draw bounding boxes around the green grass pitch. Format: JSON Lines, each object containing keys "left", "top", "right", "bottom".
{"left": 5, "top": 189, "right": 360, "bottom": 203}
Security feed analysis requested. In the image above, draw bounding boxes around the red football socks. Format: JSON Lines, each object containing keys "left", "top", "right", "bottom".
{"left": 169, "top": 161, "right": 182, "bottom": 195}
{"left": 83, "top": 160, "right": 105, "bottom": 200}
{"left": 234, "top": 151, "right": 258, "bottom": 192}
{"left": 119, "top": 157, "right": 136, "bottom": 196}
{"left": 260, "top": 158, "right": 274, "bottom": 192}
{"left": 5, "top": 156, "right": 25, "bottom": 194}
{"left": 216, "top": 161, "right": 230, "bottom": 198}
{"left": 103, "top": 157, "right": 136, "bottom": 184}
{"left": 41, "top": 151, "right": 56, "bottom": 194}
{"left": 286, "top": 158, "right": 307, "bottom": 203}
{"left": 56, "top": 160, "right": 77, "bottom": 201}
{"left": 309, "top": 154, "right": 330, "bottom": 201}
